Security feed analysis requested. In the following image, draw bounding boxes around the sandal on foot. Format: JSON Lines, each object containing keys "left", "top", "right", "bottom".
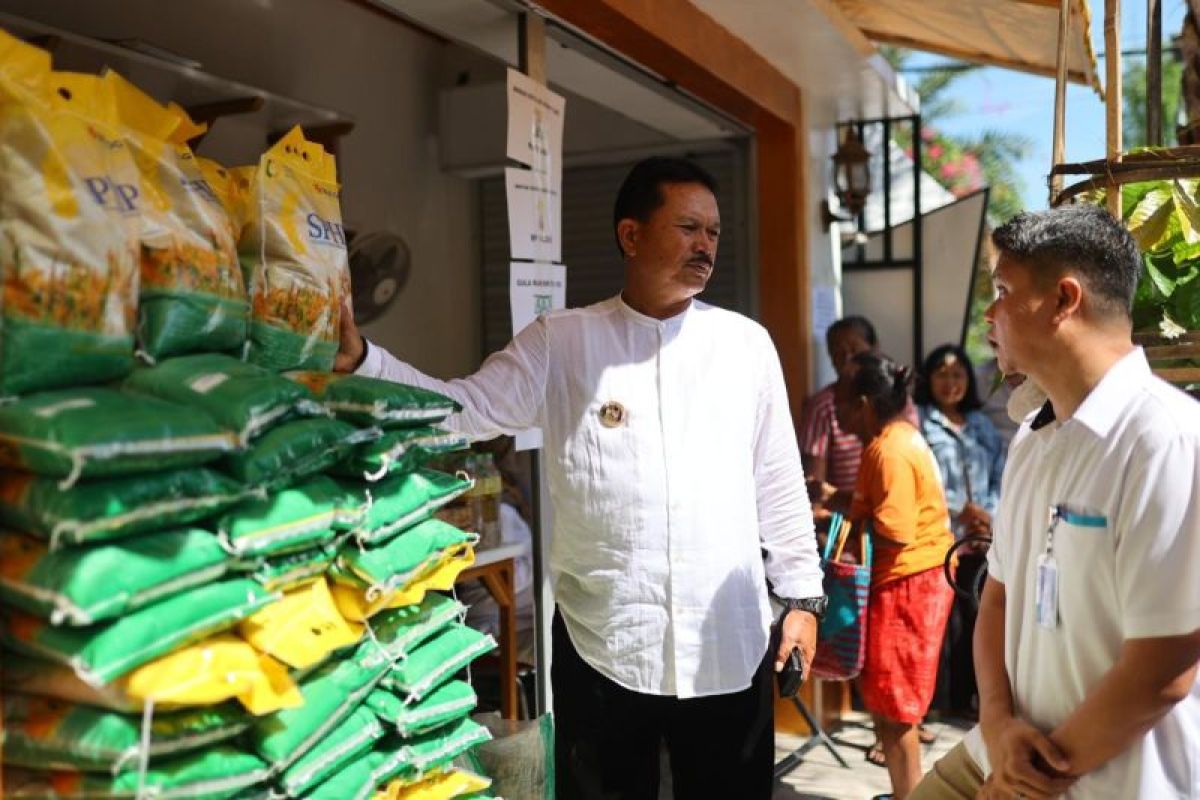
{"left": 865, "top": 742, "right": 887, "bottom": 767}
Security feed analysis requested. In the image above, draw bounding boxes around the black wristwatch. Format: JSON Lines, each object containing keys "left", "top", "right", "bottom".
{"left": 781, "top": 596, "right": 828, "bottom": 623}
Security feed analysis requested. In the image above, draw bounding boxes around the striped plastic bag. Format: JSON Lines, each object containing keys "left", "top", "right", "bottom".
{"left": 810, "top": 511, "right": 872, "bottom": 681}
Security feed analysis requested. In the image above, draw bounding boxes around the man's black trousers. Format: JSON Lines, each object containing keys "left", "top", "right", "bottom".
{"left": 551, "top": 610, "right": 775, "bottom": 800}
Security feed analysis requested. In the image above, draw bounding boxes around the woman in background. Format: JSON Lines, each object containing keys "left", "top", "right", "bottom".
{"left": 817, "top": 352, "right": 954, "bottom": 800}
{"left": 915, "top": 344, "right": 1005, "bottom": 719}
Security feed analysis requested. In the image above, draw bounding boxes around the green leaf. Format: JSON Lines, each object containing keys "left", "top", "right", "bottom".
{"left": 1128, "top": 187, "right": 1175, "bottom": 250}
{"left": 1172, "top": 181, "right": 1200, "bottom": 245}
{"left": 1171, "top": 239, "right": 1200, "bottom": 269}
{"left": 1171, "top": 283, "right": 1200, "bottom": 330}
{"left": 1146, "top": 257, "right": 1178, "bottom": 298}
{"left": 1121, "top": 180, "right": 1158, "bottom": 218}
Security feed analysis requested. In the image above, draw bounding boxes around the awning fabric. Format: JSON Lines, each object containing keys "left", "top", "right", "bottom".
{"left": 832, "top": 0, "right": 1101, "bottom": 93}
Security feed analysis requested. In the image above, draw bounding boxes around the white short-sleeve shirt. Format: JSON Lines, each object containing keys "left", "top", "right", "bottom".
{"left": 963, "top": 349, "right": 1200, "bottom": 798}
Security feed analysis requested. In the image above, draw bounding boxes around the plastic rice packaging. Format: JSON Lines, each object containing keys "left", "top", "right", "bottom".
{"left": 348, "top": 469, "right": 472, "bottom": 545}
{"left": 381, "top": 624, "right": 496, "bottom": 703}
{"left": 237, "top": 577, "right": 363, "bottom": 670}
{"left": 334, "top": 518, "right": 471, "bottom": 597}
{"left": 239, "top": 126, "right": 351, "bottom": 371}
{"left": 3, "top": 746, "right": 270, "bottom": 799}
{"left": 216, "top": 475, "right": 357, "bottom": 558}
{"left": 123, "top": 634, "right": 301, "bottom": 715}
{"left": 123, "top": 353, "right": 319, "bottom": 446}
{"left": 0, "top": 467, "right": 245, "bottom": 550}
{"left": 331, "top": 543, "right": 475, "bottom": 622}
{"left": 0, "top": 388, "right": 236, "bottom": 487}
{"left": 236, "top": 542, "right": 340, "bottom": 593}
{"left": 0, "top": 35, "right": 141, "bottom": 396}
{"left": 2, "top": 693, "right": 249, "bottom": 773}
{"left": 336, "top": 426, "right": 469, "bottom": 482}
{"left": 288, "top": 371, "right": 460, "bottom": 429}
{"left": 365, "top": 680, "right": 477, "bottom": 738}
{"left": 249, "top": 637, "right": 393, "bottom": 773}
{"left": 0, "top": 651, "right": 294, "bottom": 716}
{"left": 300, "top": 758, "right": 375, "bottom": 800}
{"left": 278, "top": 704, "right": 385, "bottom": 797}
{"left": 221, "top": 417, "right": 371, "bottom": 490}
{"left": 0, "top": 527, "right": 228, "bottom": 625}
{"left": 380, "top": 768, "right": 492, "bottom": 800}
{"left": 364, "top": 593, "right": 465, "bottom": 663}
{"left": 107, "top": 71, "right": 247, "bottom": 361}
{"left": 369, "top": 718, "right": 491, "bottom": 787}
{"left": 2, "top": 578, "right": 276, "bottom": 684}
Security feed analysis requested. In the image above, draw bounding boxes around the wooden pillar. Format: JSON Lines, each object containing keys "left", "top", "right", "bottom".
{"left": 1050, "top": 0, "right": 1072, "bottom": 203}
{"left": 1106, "top": 0, "right": 1123, "bottom": 217}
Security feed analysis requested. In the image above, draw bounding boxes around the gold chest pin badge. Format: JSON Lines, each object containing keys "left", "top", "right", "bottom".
{"left": 599, "top": 401, "right": 626, "bottom": 428}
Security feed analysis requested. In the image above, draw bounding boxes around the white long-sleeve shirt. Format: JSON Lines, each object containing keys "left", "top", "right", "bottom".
{"left": 358, "top": 294, "right": 823, "bottom": 698}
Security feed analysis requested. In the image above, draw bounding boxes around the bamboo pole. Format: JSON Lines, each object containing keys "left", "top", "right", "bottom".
{"left": 1106, "top": 0, "right": 1122, "bottom": 217}
{"left": 1051, "top": 0, "right": 1072, "bottom": 203}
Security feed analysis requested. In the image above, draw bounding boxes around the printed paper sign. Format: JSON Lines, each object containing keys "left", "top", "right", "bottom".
{"left": 505, "top": 166, "right": 562, "bottom": 264}
{"left": 510, "top": 261, "right": 566, "bottom": 451}
{"left": 506, "top": 68, "right": 565, "bottom": 185}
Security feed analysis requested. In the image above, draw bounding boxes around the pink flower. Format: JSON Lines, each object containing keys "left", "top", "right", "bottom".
{"left": 941, "top": 161, "right": 961, "bottom": 179}
{"left": 927, "top": 144, "right": 944, "bottom": 159}
{"left": 921, "top": 127, "right": 936, "bottom": 142}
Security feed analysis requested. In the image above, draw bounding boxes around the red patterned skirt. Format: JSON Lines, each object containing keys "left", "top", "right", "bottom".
{"left": 859, "top": 566, "right": 954, "bottom": 724}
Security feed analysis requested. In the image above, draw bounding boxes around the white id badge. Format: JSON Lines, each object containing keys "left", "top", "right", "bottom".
{"left": 1036, "top": 553, "right": 1059, "bottom": 629}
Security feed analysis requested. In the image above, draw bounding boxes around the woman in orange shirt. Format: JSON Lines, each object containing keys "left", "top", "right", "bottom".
{"left": 822, "top": 352, "right": 955, "bottom": 800}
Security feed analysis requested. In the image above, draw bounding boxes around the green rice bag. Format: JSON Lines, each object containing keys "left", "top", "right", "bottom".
{"left": 365, "top": 680, "right": 477, "bottom": 738}
{"left": 123, "top": 354, "right": 320, "bottom": 446}
{"left": 335, "top": 426, "right": 469, "bottom": 482}
{"left": 369, "top": 718, "right": 492, "bottom": 786}
{"left": 221, "top": 417, "right": 373, "bottom": 490}
{"left": 249, "top": 637, "right": 392, "bottom": 772}
{"left": 298, "top": 758, "right": 375, "bottom": 800}
{"left": 287, "top": 371, "right": 460, "bottom": 429}
{"left": 216, "top": 476, "right": 359, "bottom": 558}
{"left": 2, "top": 693, "right": 248, "bottom": 773}
{"left": 3, "top": 746, "right": 270, "bottom": 798}
{"left": 349, "top": 469, "right": 472, "bottom": 545}
{"left": 0, "top": 528, "right": 228, "bottom": 625}
{"left": 236, "top": 542, "right": 340, "bottom": 592}
{"left": 335, "top": 518, "right": 471, "bottom": 597}
{"left": 0, "top": 388, "right": 236, "bottom": 487}
{"left": 0, "top": 468, "right": 247, "bottom": 550}
{"left": 364, "top": 592, "right": 465, "bottom": 663}
{"left": 278, "top": 704, "right": 385, "bottom": 797}
{"left": 381, "top": 625, "right": 496, "bottom": 703}
{"left": 2, "top": 578, "right": 276, "bottom": 684}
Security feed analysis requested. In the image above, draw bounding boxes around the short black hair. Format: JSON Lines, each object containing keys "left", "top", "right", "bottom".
{"left": 826, "top": 315, "right": 878, "bottom": 350}
{"left": 914, "top": 343, "right": 983, "bottom": 412}
{"left": 849, "top": 352, "right": 911, "bottom": 422}
{"left": 991, "top": 204, "right": 1141, "bottom": 319}
{"left": 613, "top": 157, "right": 719, "bottom": 257}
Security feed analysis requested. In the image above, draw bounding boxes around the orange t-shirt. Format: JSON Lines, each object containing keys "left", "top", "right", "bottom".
{"left": 849, "top": 420, "right": 954, "bottom": 586}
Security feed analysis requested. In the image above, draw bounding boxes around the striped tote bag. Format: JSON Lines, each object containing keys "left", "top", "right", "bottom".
{"left": 810, "top": 511, "right": 872, "bottom": 681}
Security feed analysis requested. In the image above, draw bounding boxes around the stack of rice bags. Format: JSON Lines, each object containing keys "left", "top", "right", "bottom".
{"left": 0, "top": 33, "right": 499, "bottom": 800}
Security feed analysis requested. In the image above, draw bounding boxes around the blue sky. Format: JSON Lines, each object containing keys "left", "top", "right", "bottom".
{"left": 905, "top": 0, "right": 1189, "bottom": 211}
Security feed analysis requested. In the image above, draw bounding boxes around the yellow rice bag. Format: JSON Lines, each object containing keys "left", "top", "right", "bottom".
{"left": 238, "top": 576, "right": 364, "bottom": 670}
{"left": 238, "top": 126, "right": 352, "bottom": 371}
{"left": 123, "top": 633, "right": 302, "bottom": 715}
{"left": 332, "top": 544, "right": 475, "bottom": 622}
{"left": 0, "top": 34, "right": 140, "bottom": 396}
{"left": 382, "top": 768, "right": 492, "bottom": 800}
{"left": 107, "top": 72, "right": 247, "bottom": 361}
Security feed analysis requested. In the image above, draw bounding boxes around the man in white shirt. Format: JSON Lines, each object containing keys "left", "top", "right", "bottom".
{"left": 911, "top": 205, "right": 1200, "bottom": 799}
{"left": 334, "top": 157, "right": 826, "bottom": 798}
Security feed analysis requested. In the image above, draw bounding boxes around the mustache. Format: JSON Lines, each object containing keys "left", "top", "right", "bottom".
{"left": 686, "top": 254, "right": 714, "bottom": 268}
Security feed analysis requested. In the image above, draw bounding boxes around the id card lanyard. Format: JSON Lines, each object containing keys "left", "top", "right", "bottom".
{"left": 1036, "top": 506, "right": 1062, "bottom": 630}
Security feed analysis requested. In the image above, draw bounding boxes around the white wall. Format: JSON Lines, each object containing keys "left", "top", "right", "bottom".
{"left": 806, "top": 103, "right": 844, "bottom": 394}
{"left": 0, "top": 0, "right": 481, "bottom": 377}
